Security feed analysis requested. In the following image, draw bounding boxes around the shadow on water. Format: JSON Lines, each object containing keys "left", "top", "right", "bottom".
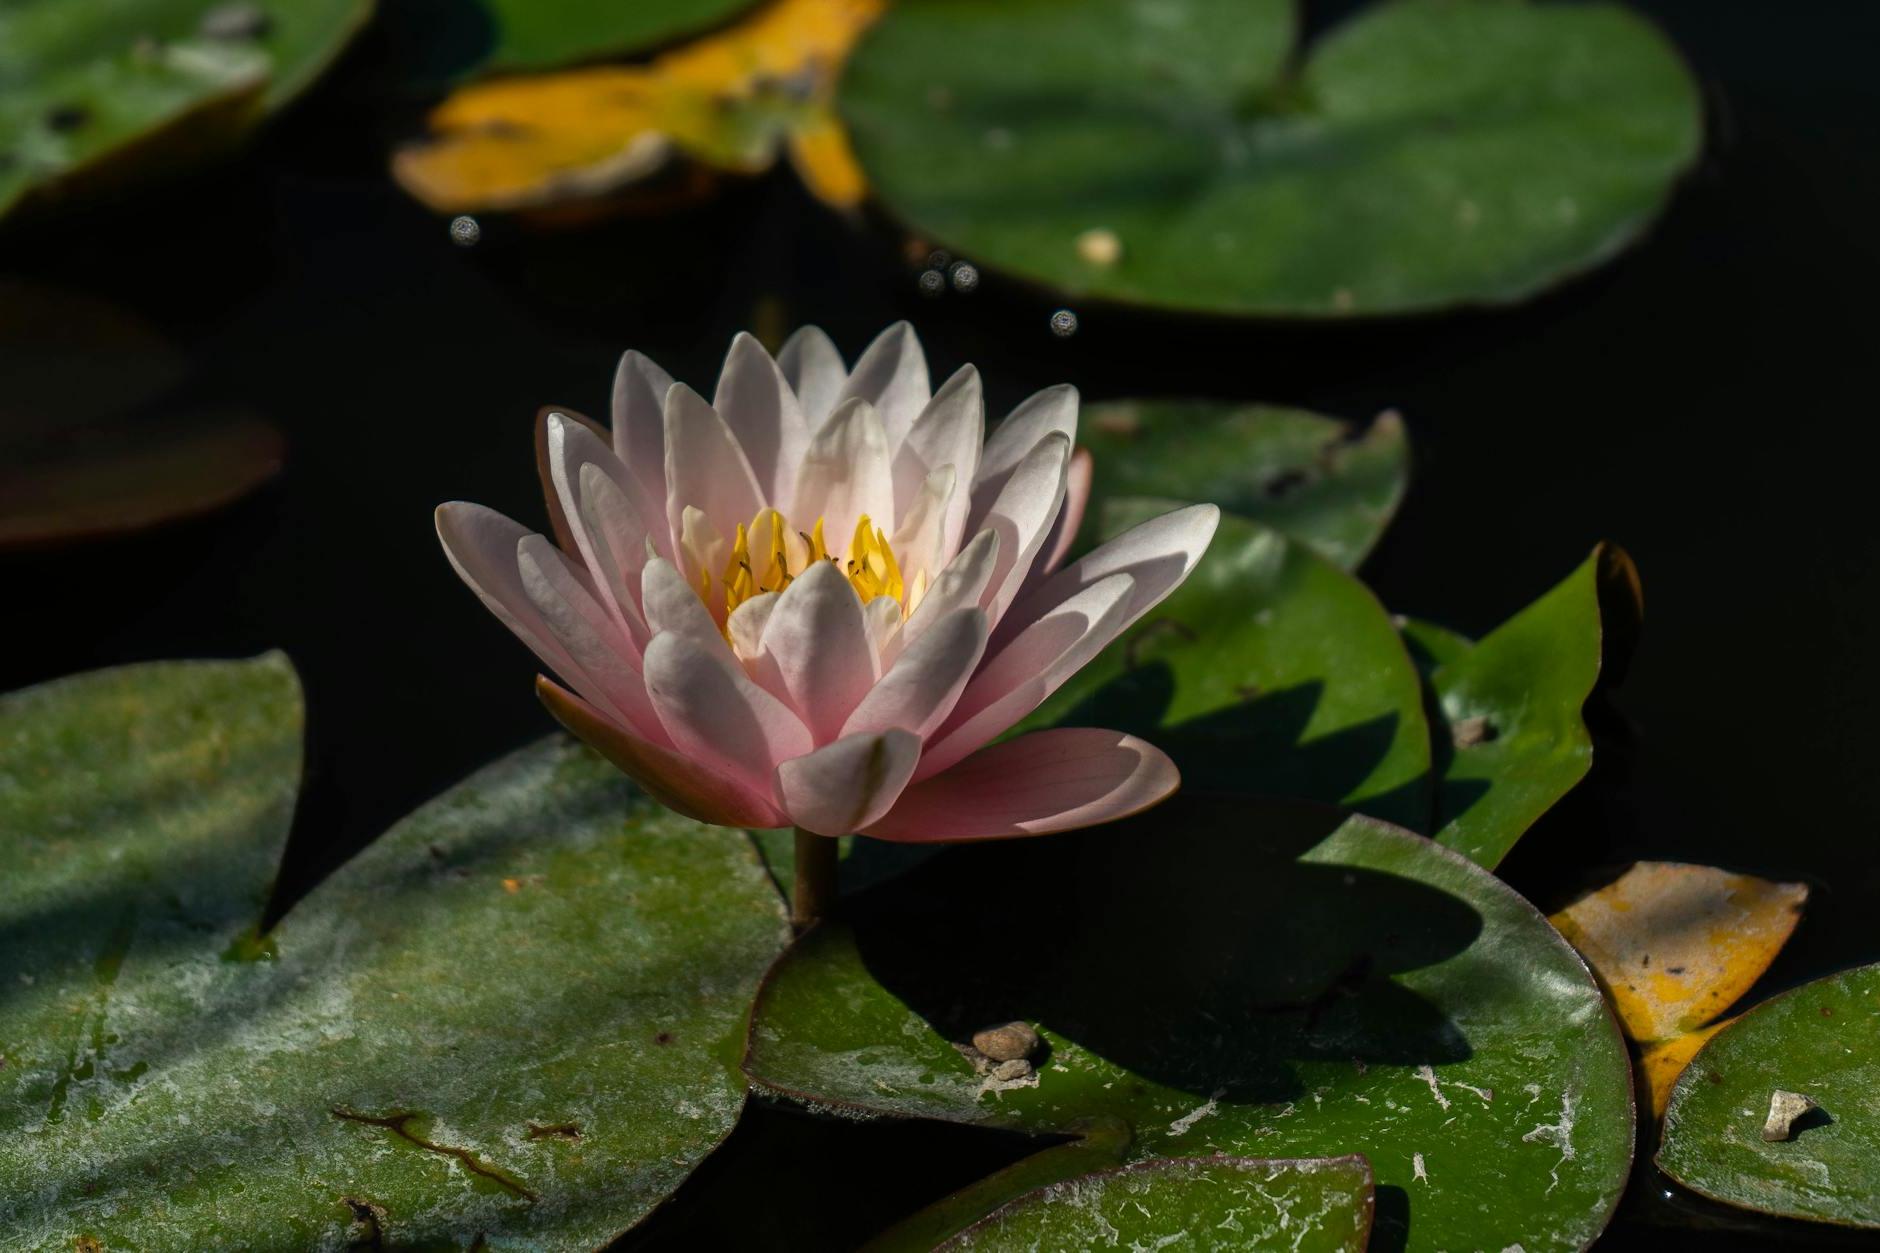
{"left": 845, "top": 794, "right": 1483, "bottom": 1107}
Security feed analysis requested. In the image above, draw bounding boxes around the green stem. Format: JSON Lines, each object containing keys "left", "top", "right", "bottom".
{"left": 792, "top": 828, "right": 837, "bottom": 931}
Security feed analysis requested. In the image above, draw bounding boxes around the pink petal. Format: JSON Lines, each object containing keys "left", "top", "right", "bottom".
{"left": 837, "top": 322, "right": 930, "bottom": 453}
{"left": 576, "top": 462, "right": 652, "bottom": 650}
{"left": 643, "top": 631, "right": 813, "bottom": 800}
{"left": 517, "top": 537, "right": 667, "bottom": 743}
{"left": 888, "top": 465, "right": 956, "bottom": 591}
{"left": 893, "top": 364, "right": 982, "bottom": 558}
{"left": 715, "top": 332, "right": 811, "bottom": 513}
{"left": 996, "top": 503, "right": 1220, "bottom": 652}
{"left": 775, "top": 729, "right": 922, "bottom": 836}
{"left": 538, "top": 677, "right": 784, "bottom": 828}
{"left": 864, "top": 728, "right": 1178, "bottom": 842}
{"left": 1039, "top": 446, "right": 1093, "bottom": 577}
{"left": 777, "top": 324, "right": 847, "bottom": 428}
{"left": 896, "top": 527, "right": 999, "bottom": 660}
{"left": 792, "top": 397, "right": 895, "bottom": 549}
{"left": 533, "top": 405, "right": 608, "bottom": 556}
{"left": 978, "top": 432, "right": 1071, "bottom": 630}
{"left": 970, "top": 384, "right": 1078, "bottom": 531}
{"left": 544, "top": 412, "right": 646, "bottom": 642}
{"left": 843, "top": 606, "right": 988, "bottom": 741}
{"left": 919, "top": 570, "right": 1137, "bottom": 778}
{"left": 611, "top": 351, "right": 676, "bottom": 558}
{"left": 641, "top": 557, "right": 732, "bottom": 655}
{"left": 758, "top": 560, "right": 878, "bottom": 742}
{"left": 663, "top": 382, "right": 767, "bottom": 565}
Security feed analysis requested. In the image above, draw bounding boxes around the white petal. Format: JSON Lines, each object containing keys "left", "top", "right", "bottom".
{"left": 792, "top": 397, "right": 895, "bottom": 548}
{"left": 918, "top": 570, "right": 1137, "bottom": 779}
{"left": 437, "top": 503, "right": 590, "bottom": 695}
{"left": 777, "top": 324, "right": 847, "bottom": 428}
{"left": 757, "top": 560, "right": 878, "bottom": 742}
{"left": 576, "top": 461, "right": 652, "bottom": 650}
{"left": 775, "top": 730, "right": 922, "bottom": 836}
{"left": 896, "top": 527, "right": 1000, "bottom": 660}
{"left": 611, "top": 350, "right": 676, "bottom": 557}
{"left": 837, "top": 322, "right": 930, "bottom": 453}
{"left": 642, "top": 556, "right": 728, "bottom": 653}
{"left": 978, "top": 431, "right": 1071, "bottom": 630}
{"left": 679, "top": 503, "right": 728, "bottom": 601}
{"left": 715, "top": 331, "right": 811, "bottom": 513}
{"left": 1039, "top": 446, "right": 1093, "bottom": 577}
{"left": 663, "top": 381, "right": 767, "bottom": 564}
{"left": 893, "top": 364, "right": 982, "bottom": 557}
{"left": 862, "top": 595, "right": 902, "bottom": 655}
{"left": 997, "top": 503, "right": 1220, "bottom": 652}
{"left": 545, "top": 413, "right": 643, "bottom": 641}
{"left": 843, "top": 606, "right": 988, "bottom": 742}
{"left": 727, "top": 591, "right": 779, "bottom": 662}
{"left": 643, "top": 632, "right": 814, "bottom": 800}
{"left": 864, "top": 729, "right": 1178, "bottom": 842}
{"left": 970, "top": 384, "right": 1079, "bottom": 532}
{"left": 889, "top": 465, "right": 956, "bottom": 591}
{"left": 517, "top": 536, "right": 665, "bottom": 742}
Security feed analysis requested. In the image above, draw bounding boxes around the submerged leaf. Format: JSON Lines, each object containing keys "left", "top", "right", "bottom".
{"left": 1078, "top": 402, "right": 1409, "bottom": 571}
{"left": 744, "top": 796, "right": 1636, "bottom": 1252}
{"left": 840, "top": 0, "right": 1701, "bottom": 315}
{"left": 938, "top": 1156, "right": 1375, "bottom": 1252}
{"left": 0, "top": 659, "right": 790, "bottom": 1246}
{"left": 393, "top": 0, "right": 882, "bottom": 215}
{"left": 1658, "top": 964, "right": 1880, "bottom": 1229}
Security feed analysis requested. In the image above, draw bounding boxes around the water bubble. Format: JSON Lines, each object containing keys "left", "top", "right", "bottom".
{"left": 917, "top": 269, "right": 946, "bottom": 298}
{"left": 948, "top": 261, "right": 980, "bottom": 294}
{"left": 1049, "top": 309, "right": 1079, "bottom": 338}
{"left": 449, "top": 215, "right": 482, "bottom": 247}
{"left": 926, "top": 249, "right": 953, "bottom": 270}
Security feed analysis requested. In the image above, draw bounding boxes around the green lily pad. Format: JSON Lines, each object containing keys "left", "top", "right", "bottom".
{"left": 1022, "top": 509, "right": 1431, "bottom": 829}
{"left": 474, "top": 0, "right": 762, "bottom": 74}
{"left": 1079, "top": 402, "right": 1409, "bottom": 571}
{"left": 1424, "top": 544, "right": 1641, "bottom": 867}
{"left": 1657, "top": 964, "right": 1880, "bottom": 1229}
{"left": 0, "top": 657, "right": 791, "bottom": 1248}
{"left": 0, "top": 0, "right": 374, "bottom": 220}
{"left": 1398, "top": 617, "right": 1474, "bottom": 680}
{"left": 938, "top": 1155, "right": 1375, "bottom": 1253}
{"left": 744, "top": 797, "right": 1636, "bottom": 1252}
{"left": 841, "top": 0, "right": 1701, "bottom": 316}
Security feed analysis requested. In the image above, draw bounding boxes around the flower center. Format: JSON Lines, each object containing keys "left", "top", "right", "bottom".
{"left": 715, "top": 509, "right": 908, "bottom": 618}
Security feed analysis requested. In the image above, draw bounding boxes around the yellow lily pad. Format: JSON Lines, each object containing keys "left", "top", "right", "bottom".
{"left": 392, "top": 0, "right": 881, "bottom": 215}
{"left": 1550, "top": 861, "right": 1807, "bottom": 1043}
{"left": 1638, "top": 1020, "right": 1730, "bottom": 1119}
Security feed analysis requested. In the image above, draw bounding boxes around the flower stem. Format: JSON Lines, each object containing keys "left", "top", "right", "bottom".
{"left": 792, "top": 827, "right": 837, "bottom": 932}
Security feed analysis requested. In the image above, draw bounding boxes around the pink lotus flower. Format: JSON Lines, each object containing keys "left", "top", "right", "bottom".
{"left": 437, "top": 323, "right": 1216, "bottom": 842}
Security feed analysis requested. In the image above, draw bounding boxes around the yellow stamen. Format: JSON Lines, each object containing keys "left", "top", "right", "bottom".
{"left": 716, "top": 507, "right": 911, "bottom": 620}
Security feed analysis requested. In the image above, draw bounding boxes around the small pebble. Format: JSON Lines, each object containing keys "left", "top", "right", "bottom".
{"left": 1762, "top": 1090, "right": 1819, "bottom": 1141}
{"left": 1451, "top": 716, "right": 1495, "bottom": 749}
{"left": 990, "top": 1058, "right": 1033, "bottom": 1082}
{"left": 972, "top": 1021, "right": 1041, "bottom": 1062}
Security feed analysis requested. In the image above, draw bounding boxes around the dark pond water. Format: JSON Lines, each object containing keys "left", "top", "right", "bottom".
{"left": 3, "top": 1, "right": 1876, "bottom": 1247}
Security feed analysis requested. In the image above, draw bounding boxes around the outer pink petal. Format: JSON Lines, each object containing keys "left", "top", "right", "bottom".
{"left": 895, "top": 527, "right": 999, "bottom": 660}
{"left": 837, "top": 321, "right": 930, "bottom": 453}
{"left": 758, "top": 560, "right": 878, "bottom": 742}
{"left": 538, "top": 677, "right": 783, "bottom": 828}
{"left": 642, "top": 632, "right": 814, "bottom": 800}
{"left": 775, "top": 729, "right": 922, "bottom": 836}
{"left": 544, "top": 412, "right": 647, "bottom": 644}
{"left": 715, "top": 331, "right": 810, "bottom": 513}
{"left": 863, "top": 728, "right": 1178, "bottom": 843}
{"left": 611, "top": 351, "right": 676, "bottom": 558}
{"left": 978, "top": 432, "right": 1071, "bottom": 630}
{"left": 969, "top": 384, "right": 1078, "bottom": 531}
{"left": 919, "top": 570, "right": 1137, "bottom": 779}
{"left": 778, "top": 324, "right": 847, "bottom": 428}
{"left": 842, "top": 606, "right": 988, "bottom": 741}
{"left": 1038, "top": 446, "right": 1093, "bottom": 577}
{"left": 517, "top": 536, "right": 667, "bottom": 744}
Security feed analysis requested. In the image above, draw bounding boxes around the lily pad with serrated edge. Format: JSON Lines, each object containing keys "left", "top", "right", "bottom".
{"left": 0, "top": 0, "right": 373, "bottom": 221}
{"left": 0, "top": 656, "right": 791, "bottom": 1249}
{"left": 839, "top": 0, "right": 1702, "bottom": 316}
{"left": 1020, "top": 507, "right": 1432, "bottom": 830}
{"left": 1657, "top": 963, "right": 1880, "bottom": 1229}
{"left": 1078, "top": 401, "right": 1409, "bottom": 571}
{"left": 939, "top": 1155, "right": 1375, "bottom": 1253}
{"left": 743, "top": 795, "right": 1636, "bottom": 1253}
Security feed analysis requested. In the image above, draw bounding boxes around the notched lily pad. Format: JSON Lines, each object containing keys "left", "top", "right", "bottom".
{"left": 1022, "top": 509, "right": 1431, "bottom": 829}
{"left": 1658, "top": 963, "right": 1880, "bottom": 1229}
{"left": 938, "top": 1155, "right": 1375, "bottom": 1252}
{"left": 840, "top": 0, "right": 1702, "bottom": 316}
{"left": 1424, "top": 543, "right": 1642, "bottom": 867}
{"left": 0, "top": 658, "right": 791, "bottom": 1247}
{"left": 744, "top": 796, "right": 1635, "bottom": 1252}
{"left": 1079, "top": 401, "right": 1408, "bottom": 571}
